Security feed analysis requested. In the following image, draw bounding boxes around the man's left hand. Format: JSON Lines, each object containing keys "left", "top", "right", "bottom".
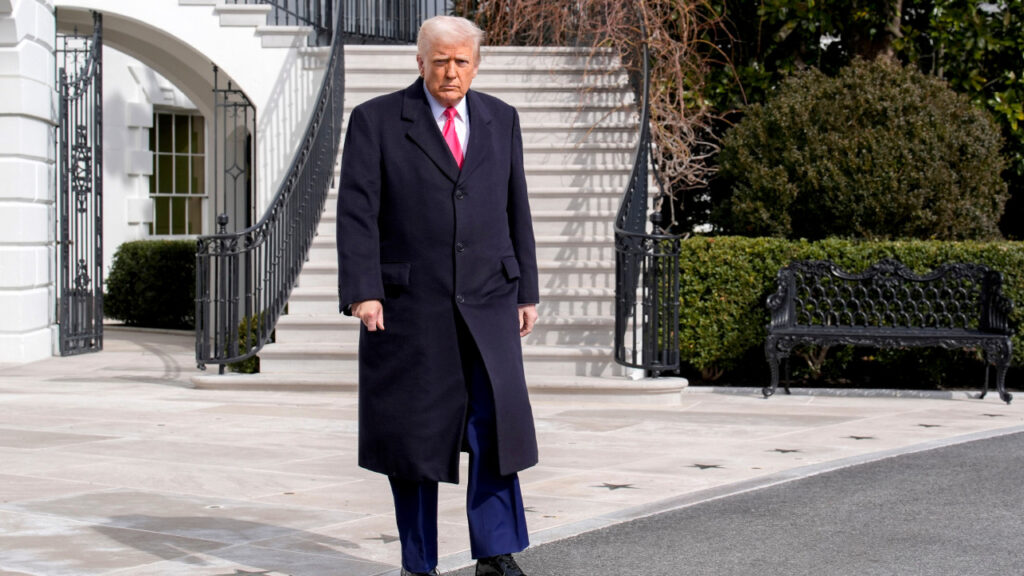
{"left": 518, "top": 304, "right": 538, "bottom": 338}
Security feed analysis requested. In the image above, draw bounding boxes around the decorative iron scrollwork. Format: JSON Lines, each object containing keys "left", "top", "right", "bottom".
{"left": 56, "top": 12, "right": 103, "bottom": 356}
{"left": 764, "top": 259, "right": 1014, "bottom": 404}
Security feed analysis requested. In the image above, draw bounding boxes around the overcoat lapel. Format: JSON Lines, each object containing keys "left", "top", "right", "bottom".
{"left": 402, "top": 79, "right": 460, "bottom": 183}
{"left": 458, "top": 90, "right": 494, "bottom": 184}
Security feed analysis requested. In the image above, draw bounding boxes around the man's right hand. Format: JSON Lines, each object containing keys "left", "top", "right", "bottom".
{"left": 351, "top": 300, "right": 385, "bottom": 331}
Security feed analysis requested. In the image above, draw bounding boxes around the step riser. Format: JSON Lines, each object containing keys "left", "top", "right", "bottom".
{"left": 317, "top": 220, "right": 620, "bottom": 239}
{"left": 535, "top": 244, "right": 616, "bottom": 261}
{"left": 305, "top": 240, "right": 614, "bottom": 261}
{"left": 520, "top": 130, "right": 637, "bottom": 146}
{"left": 297, "top": 268, "right": 616, "bottom": 290}
{"left": 324, "top": 193, "right": 625, "bottom": 215}
{"left": 524, "top": 327, "right": 614, "bottom": 347}
{"left": 345, "top": 70, "right": 630, "bottom": 87}
{"left": 523, "top": 150, "right": 634, "bottom": 166}
{"left": 308, "top": 244, "right": 616, "bottom": 264}
{"left": 345, "top": 90, "right": 633, "bottom": 108}
{"left": 339, "top": 123, "right": 636, "bottom": 149}
{"left": 345, "top": 51, "right": 626, "bottom": 70}
{"left": 525, "top": 172, "right": 632, "bottom": 188}
{"left": 258, "top": 352, "right": 626, "bottom": 378}
{"left": 531, "top": 219, "right": 615, "bottom": 237}
{"left": 275, "top": 321, "right": 619, "bottom": 347}
{"left": 529, "top": 195, "right": 624, "bottom": 212}
{"left": 342, "top": 107, "right": 638, "bottom": 126}
{"left": 284, "top": 289, "right": 618, "bottom": 315}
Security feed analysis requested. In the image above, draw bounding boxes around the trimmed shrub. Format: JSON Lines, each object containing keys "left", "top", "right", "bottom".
{"left": 713, "top": 59, "right": 1008, "bottom": 240}
{"left": 678, "top": 236, "right": 1024, "bottom": 385}
{"left": 105, "top": 240, "right": 196, "bottom": 329}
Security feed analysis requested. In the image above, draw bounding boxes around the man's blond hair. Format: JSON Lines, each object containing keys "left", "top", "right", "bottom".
{"left": 417, "top": 15, "right": 485, "bottom": 63}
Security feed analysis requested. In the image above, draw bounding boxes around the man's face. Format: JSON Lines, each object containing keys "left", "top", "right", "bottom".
{"left": 417, "top": 40, "right": 479, "bottom": 108}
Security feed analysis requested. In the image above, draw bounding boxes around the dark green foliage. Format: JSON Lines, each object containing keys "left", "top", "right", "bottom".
{"left": 228, "top": 314, "right": 265, "bottom": 374}
{"left": 678, "top": 236, "right": 1024, "bottom": 385}
{"left": 713, "top": 59, "right": 1007, "bottom": 240}
{"left": 704, "top": 1, "right": 1024, "bottom": 238}
{"left": 105, "top": 240, "right": 195, "bottom": 329}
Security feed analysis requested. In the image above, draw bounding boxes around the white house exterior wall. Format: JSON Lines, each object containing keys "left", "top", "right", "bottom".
{"left": 101, "top": 46, "right": 200, "bottom": 269}
{"left": 0, "top": 0, "right": 56, "bottom": 363}
{"left": 56, "top": 0, "right": 324, "bottom": 207}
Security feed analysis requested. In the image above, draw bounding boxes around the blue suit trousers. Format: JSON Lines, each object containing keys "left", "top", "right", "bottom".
{"left": 388, "top": 316, "right": 529, "bottom": 573}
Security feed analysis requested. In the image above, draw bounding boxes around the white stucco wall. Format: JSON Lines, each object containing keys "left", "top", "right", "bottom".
{"left": 1, "top": 0, "right": 325, "bottom": 362}
{"left": 0, "top": 0, "right": 56, "bottom": 363}
{"left": 102, "top": 45, "right": 199, "bottom": 269}
{"left": 56, "top": 0, "right": 325, "bottom": 214}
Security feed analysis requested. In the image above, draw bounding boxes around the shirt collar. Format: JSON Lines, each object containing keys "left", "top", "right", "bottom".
{"left": 423, "top": 83, "right": 468, "bottom": 124}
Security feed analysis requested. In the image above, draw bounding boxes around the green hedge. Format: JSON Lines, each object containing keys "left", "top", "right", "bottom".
{"left": 105, "top": 240, "right": 196, "bottom": 329}
{"left": 679, "top": 237, "right": 1024, "bottom": 381}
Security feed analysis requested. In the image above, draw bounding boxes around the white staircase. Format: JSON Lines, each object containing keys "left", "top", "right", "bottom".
{"left": 202, "top": 45, "right": 686, "bottom": 402}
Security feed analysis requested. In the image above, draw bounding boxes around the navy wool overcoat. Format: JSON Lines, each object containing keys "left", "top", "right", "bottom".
{"left": 336, "top": 79, "right": 540, "bottom": 483}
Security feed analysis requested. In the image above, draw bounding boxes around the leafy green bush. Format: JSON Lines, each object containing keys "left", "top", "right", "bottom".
{"left": 228, "top": 313, "right": 265, "bottom": 374}
{"left": 105, "top": 240, "right": 195, "bottom": 329}
{"left": 678, "top": 237, "right": 1024, "bottom": 384}
{"left": 713, "top": 59, "right": 1008, "bottom": 240}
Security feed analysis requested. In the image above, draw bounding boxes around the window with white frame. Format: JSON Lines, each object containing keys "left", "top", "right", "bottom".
{"left": 149, "top": 111, "right": 205, "bottom": 235}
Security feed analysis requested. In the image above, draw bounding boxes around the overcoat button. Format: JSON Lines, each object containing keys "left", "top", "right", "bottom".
{"left": 455, "top": 242, "right": 465, "bottom": 253}
{"left": 456, "top": 294, "right": 465, "bottom": 304}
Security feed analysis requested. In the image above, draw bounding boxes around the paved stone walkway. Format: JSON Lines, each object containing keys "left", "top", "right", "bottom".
{"left": 1, "top": 327, "right": 1021, "bottom": 575}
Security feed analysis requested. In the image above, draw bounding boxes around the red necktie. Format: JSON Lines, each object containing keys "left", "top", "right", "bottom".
{"left": 442, "top": 107, "right": 463, "bottom": 168}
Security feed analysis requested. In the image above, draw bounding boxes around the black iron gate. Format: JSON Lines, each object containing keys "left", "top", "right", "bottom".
{"left": 55, "top": 12, "right": 104, "bottom": 356}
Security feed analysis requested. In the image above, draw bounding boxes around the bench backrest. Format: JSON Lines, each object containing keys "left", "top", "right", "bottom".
{"left": 767, "top": 259, "right": 1012, "bottom": 333}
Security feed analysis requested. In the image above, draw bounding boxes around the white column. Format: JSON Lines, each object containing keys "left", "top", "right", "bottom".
{"left": 0, "top": 0, "right": 57, "bottom": 363}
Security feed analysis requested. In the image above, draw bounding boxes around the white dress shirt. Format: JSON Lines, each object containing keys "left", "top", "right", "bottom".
{"left": 423, "top": 85, "right": 469, "bottom": 156}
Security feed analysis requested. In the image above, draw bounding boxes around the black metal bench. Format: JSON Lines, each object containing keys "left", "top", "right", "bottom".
{"left": 764, "top": 259, "right": 1014, "bottom": 404}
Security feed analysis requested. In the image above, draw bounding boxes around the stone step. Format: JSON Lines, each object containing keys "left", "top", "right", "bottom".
{"left": 256, "top": 342, "right": 637, "bottom": 381}
{"left": 342, "top": 102, "right": 639, "bottom": 127}
{"left": 214, "top": 3, "right": 272, "bottom": 27}
{"left": 344, "top": 45, "right": 628, "bottom": 71}
{"left": 296, "top": 259, "right": 617, "bottom": 290}
{"left": 344, "top": 86, "right": 633, "bottom": 108}
{"left": 255, "top": 25, "right": 314, "bottom": 48}
{"left": 344, "top": 67, "right": 630, "bottom": 87}
{"left": 524, "top": 165, "right": 633, "bottom": 188}
{"left": 283, "top": 284, "right": 616, "bottom": 316}
{"left": 530, "top": 209, "right": 617, "bottom": 236}
{"left": 191, "top": 371, "right": 686, "bottom": 405}
{"left": 535, "top": 235, "right": 615, "bottom": 261}
{"left": 322, "top": 186, "right": 625, "bottom": 217}
{"left": 322, "top": 208, "right": 619, "bottom": 238}
{"left": 299, "top": 46, "right": 331, "bottom": 71}
{"left": 305, "top": 233, "right": 615, "bottom": 265}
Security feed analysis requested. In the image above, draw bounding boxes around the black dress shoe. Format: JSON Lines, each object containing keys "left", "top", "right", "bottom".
{"left": 400, "top": 569, "right": 440, "bottom": 576}
{"left": 476, "top": 554, "right": 527, "bottom": 576}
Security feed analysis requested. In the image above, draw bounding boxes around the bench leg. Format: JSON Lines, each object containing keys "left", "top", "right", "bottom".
{"left": 995, "top": 362, "right": 1012, "bottom": 405}
{"left": 982, "top": 340, "right": 1013, "bottom": 404}
{"left": 765, "top": 338, "right": 780, "bottom": 399}
{"left": 980, "top": 364, "right": 990, "bottom": 400}
{"left": 783, "top": 358, "right": 792, "bottom": 395}
{"left": 765, "top": 356, "right": 780, "bottom": 398}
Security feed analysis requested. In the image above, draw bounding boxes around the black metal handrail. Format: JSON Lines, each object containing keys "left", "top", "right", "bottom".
{"left": 195, "top": 3, "right": 345, "bottom": 371}
{"left": 613, "top": 15, "right": 682, "bottom": 376}
{"left": 225, "top": 0, "right": 335, "bottom": 45}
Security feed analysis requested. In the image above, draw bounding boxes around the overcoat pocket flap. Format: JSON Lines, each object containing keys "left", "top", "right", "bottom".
{"left": 381, "top": 262, "right": 411, "bottom": 286}
{"left": 501, "top": 256, "right": 521, "bottom": 280}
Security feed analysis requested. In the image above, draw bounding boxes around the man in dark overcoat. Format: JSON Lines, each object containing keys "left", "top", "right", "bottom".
{"left": 336, "top": 15, "right": 539, "bottom": 576}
